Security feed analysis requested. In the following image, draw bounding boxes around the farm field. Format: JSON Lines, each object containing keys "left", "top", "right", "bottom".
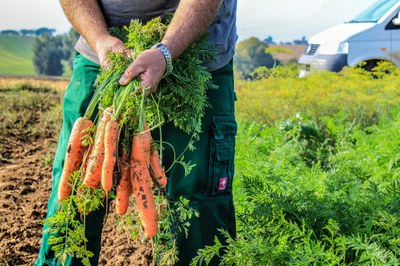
{"left": 0, "top": 35, "right": 36, "bottom": 76}
{"left": 0, "top": 77, "right": 152, "bottom": 265}
{"left": 1, "top": 64, "right": 400, "bottom": 265}
{"left": 212, "top": 64, "right": 400, "bottom": 265}
{"left": 0, "top": 35, "right": 72, "bottom": 77}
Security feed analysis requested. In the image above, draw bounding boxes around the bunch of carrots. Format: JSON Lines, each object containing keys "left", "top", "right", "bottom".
{"left": 45, "top": 17, "right": 215, "bottom": 265}
{"left": 58, "top": 105, "right": 167, "bottom": 238}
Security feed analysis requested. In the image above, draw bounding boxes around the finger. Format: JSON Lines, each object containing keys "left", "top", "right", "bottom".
{"left": 100, "top": 57, "right": 111, "bottom": 68}
{"left": 119, "top": 62, "right": 143, "bottom": 85}
{"left": 148, "top": 84, "right": 159, "bottom": 94}
{"left": 140, "top": 74, "right": 158, "bottom": 94}
{"left": 113, "top": 44, "right": 131, "bottom": 57}
{"left": 122, "top": 48, "right": 133, "bottom": 58}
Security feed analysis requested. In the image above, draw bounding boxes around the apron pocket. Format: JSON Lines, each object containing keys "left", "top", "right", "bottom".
{"left": 206, "top": 115, "right": 237, "bottom": 196}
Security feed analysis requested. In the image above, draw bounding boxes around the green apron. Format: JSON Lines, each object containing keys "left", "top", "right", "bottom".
{"left": 35, "top": 52, "right": 237, "bottom": 266}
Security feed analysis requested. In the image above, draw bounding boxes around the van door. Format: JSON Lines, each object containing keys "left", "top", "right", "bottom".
{"left": 386, "top": 11, "right": 400, "bottom": 66}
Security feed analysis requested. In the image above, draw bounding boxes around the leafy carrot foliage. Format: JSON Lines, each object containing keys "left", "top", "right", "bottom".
{"left": 193, "top": 64, "right": 400, "bottom": 265}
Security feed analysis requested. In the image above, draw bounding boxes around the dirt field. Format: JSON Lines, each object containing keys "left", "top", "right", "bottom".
{"left": 0, "top": 80, "right": 152, "bottom": 265}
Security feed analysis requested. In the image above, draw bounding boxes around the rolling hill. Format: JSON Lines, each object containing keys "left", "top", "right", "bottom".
{"left": 0, "top": 35, "right": 36, "bottom": 76}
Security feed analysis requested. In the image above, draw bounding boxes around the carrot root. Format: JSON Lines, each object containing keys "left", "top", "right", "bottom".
{"left": 58, "top": 117, "right": 93, "bottom": 201}
{"left": 116, "top": 148, "right": 132, "bottom": 215}
{"left": 130, "top": 127, "right": 158, "bottom": 238}
{"left": 83, "top": 107, "right": 112, "bottom": 189}
{"left": 150, "top": 149, "right": 167, "bottom": 188}
{"left": 101, "top": 120, "right": 119, "bottom": 195}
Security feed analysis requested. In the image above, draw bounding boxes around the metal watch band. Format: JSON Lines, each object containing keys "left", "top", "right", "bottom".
{"left": 152, "top": 42, "right": 173, "bottom": 76}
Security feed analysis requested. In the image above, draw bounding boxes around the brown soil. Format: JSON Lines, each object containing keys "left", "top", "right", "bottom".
{"left": 0, "top": 86, "right": 152, "bottom": 266}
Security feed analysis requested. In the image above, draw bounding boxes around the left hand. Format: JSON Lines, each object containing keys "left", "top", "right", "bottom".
{"left": 119, "top": 48, "right": 167, "bottom": 94}
{"left": 95, "top": 35, "right": 130, "bottom": 68}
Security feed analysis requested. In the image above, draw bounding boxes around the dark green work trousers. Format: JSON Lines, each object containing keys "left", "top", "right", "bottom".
{"left": 35, "top": 52, "right": 237, "bottom": 266}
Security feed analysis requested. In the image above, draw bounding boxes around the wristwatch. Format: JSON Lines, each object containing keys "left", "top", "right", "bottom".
{"left": 152, "top": 42, "right": 173, "bottom": 76}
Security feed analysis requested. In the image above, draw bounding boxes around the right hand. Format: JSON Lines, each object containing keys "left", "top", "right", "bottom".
{"left": 118, "top": 48, "right": 167, "bottom": 94}
{"left": 94, "top": 35, "right": 131, "bottom": 67}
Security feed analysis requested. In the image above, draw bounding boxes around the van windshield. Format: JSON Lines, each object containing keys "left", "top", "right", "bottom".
{"left": 348, "top": 0, "right": 398, "bottom": 23}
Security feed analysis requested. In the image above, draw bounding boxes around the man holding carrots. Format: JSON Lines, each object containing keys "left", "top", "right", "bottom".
{"left": 36, "top": 0, "right": 238, "bottom": 265}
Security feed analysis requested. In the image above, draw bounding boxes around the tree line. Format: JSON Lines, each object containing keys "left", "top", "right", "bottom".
{"left": 1, "top": 28, "right": 56, "bottom": 36}
{"left": 32, "top": 29, "right": 79, "bottom": 76}
{"left": 234, "top": 36, "right": 307, "bottom": 79}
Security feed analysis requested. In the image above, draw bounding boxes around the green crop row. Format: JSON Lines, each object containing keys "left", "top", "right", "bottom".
{"left": 235, "top": 62, "right": 400, "bottom": 128}
{"left": 193, "top": 64, "right": 400, "bottom": 265}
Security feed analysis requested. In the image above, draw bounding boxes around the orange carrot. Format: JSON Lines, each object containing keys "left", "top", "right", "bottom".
{"left": 149, "top": 148, "right": 167, "bottom": 188}
{"left": 116, "top": 148, "right": 132, "bottom": 215}
{"left": 101, "top": 120, "right": 119, "bottom": 195}
{"left": 58, "top": 117, "right": 93, "bottom": 201}
{"left": 83, "top": 107, "right": 112, "bottom": 189}
{"left": 130, "top": 127, "right": 158, "bottom": 238}
{"left": 80, "top": 143, "right": 93, "bottom": 178}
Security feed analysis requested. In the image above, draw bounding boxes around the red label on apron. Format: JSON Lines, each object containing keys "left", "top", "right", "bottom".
{"left": 218, "top": 177, "right": 228, "bottom": 191}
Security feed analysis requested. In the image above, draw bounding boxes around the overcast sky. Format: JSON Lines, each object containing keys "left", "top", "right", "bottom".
{"left": 0, "top": 0, "right": 377, "bottom": 42}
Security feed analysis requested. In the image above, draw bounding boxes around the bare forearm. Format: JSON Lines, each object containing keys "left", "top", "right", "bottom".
{"left": 59, "top": 0, "right": 109, "bottom": 52}
{"left": 118, "top": 0, "right": 223, "bottom": 88}
{"left": 162, "top": 0, "right": 223, "bottom": 59}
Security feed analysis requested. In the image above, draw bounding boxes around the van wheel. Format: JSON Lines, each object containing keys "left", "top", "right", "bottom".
{"left": 361, "top": 60, "right": 380, "bottom": 71}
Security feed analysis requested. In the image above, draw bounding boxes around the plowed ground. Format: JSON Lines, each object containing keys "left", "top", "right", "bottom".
{"left": 0, "top": 85, "right": 152, "bottom": 266}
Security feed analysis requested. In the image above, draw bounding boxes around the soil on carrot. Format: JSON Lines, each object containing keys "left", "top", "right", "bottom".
{"left": 0, "top": 84, "right": 152, "bottom": 265}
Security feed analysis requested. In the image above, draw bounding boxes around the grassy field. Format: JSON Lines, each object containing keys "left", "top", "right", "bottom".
{"left": 0, "top": 35, "right": 36, "bottom": 76}
{"left": 0, "top": 35, "right": 72, "bottom": 76}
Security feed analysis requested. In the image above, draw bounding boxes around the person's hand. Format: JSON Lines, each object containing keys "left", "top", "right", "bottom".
{"left": 118, "top": 48, "right": 167, "bottom": 94}
{"left": 94, "top": 35, "right": 131, "bottom": 67}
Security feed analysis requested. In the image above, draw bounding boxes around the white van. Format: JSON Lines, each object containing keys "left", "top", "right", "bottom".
{"left": 298, "top": 0, "right": 400, "bottom": 76}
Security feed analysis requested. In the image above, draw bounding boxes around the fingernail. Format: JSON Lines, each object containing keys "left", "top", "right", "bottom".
{"left": 119, "top": 76, "right": 127, "bottom": 85}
